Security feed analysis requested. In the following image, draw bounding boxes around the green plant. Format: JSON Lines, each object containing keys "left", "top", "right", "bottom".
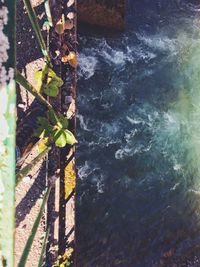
{"left": 16, "top": 71, "right": 77, "bottom": 151}
{"left": 38, "top": 228, "right": 50, "bottom": 267}
{"left": 22, "top": 0, "right": 51, "bottom": 63}
{"left": 44, "top": 0, "right": 53, "bottom": 28}
{"left": 16, "top": 68, "right": 77, "bottom": 183}
{"left": 34, "top": 65, "right": 63, "bottom": 97}
{"left": 18, "top": 187, "right": 51, "bottom": 267}
{"left": 13, "top": 0, "right": 77, "bottom": 266}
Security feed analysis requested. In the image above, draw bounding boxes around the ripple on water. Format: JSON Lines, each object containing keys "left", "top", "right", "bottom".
{"left": 77, "top": 4, "right": 200, "bottom": 266}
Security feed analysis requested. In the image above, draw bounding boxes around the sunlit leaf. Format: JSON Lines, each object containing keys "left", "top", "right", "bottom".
{"left": 37, "top": 138, "right": 49, "bottom": 153}
{"left": 64, "top": 129, "right": 77, "bottom": 145}
{"left": 47, "top": 68, "right": 63, "bottom": 87}
{"left": 67, "top": 52, "right": 77, "bottom": 68}
{"left": 54, "top": 130, "right": 67, "bottom": 147}
{"left": 34, "top": 71, "right": 43, "bottom": 92}
{"left": 55, "top": 19, "right": 64, "bottom": 34}
{"left": 43, "top": 82, "right": 59, "bottom": 97}
{"left": 34, "top": 64, "right": 48, "bottom": 92}
{"left": 43, "top": 68, "right": 63, "bottom": 96}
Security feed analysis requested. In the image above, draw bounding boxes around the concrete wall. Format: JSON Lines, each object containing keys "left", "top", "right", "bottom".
{"left": 78, "top": 0, "right": 125, "bottom": 31}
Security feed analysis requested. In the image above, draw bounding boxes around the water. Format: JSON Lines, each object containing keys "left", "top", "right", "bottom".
{"left": 76, "top": 1, "right": 200, "bottom": 266}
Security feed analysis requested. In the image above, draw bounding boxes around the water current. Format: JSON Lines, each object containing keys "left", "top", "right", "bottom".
{"left": 76, "top": 1, "right": 200, "bottom": 266}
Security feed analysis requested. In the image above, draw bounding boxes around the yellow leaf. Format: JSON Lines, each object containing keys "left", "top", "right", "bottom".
{"left": 61, "top": 55, "right": 68, "bottom": 63}
{"left": 64, "top": 161, "right": 76, "bottom": 199}
{"left": 37, "top": 138, "right": 49, "bottom": 153}
{"left": 67, "top": 52, "right": 77, "bottom": 68}
{"left": 55, "top": 19, "right": 64, "bottom": 34}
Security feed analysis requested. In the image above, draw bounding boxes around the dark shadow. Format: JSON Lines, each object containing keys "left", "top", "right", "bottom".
{"left": 78, "top": 22, "right": 123, "bottom": 38}
{"left": 15, "top": 161, "right": 47, "bottom": 227}
{"left": 58, "top": 151, "right": 75, "bottom": 255}
{"left": 16, "top": 99, "right": 46, "bottom": 162}
{"left": 16, "top": 0, "right": 46, "bottom": 72}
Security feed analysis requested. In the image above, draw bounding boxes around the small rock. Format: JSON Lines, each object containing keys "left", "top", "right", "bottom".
{"left": 23, "top": 176, "right": 31, "bottom": 183}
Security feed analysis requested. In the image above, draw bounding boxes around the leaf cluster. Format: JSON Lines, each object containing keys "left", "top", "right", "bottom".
{"left": 34, "top": 65, "right": 63, "bottom": 97}
{"left": 35, "top": 111, "right": 77, "bottom": 149}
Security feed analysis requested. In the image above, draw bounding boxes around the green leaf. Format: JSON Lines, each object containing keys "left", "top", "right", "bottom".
{"left": 64, "top": 129, "right": 77, "bottom": 145}
{"left": 43, "top": 82, "right": 59, "bottom": 97}
{"left": 47, "top": 69, "right": 63, "bottom": 87}
{"left": 37, "top": 138, "right": 49, "bottom": 153}
{"left": 54, "top": 129, "right": 77, "bottom": 147}
{"left": 54, "top": 130, "right": 67, "bottom": 148}
{"left": 59, "top": 114, "right": 69, "bottom": 129}
{"left": 34, "top": 65, "right": 48, "bottom": 92}
{"left": 34, "top": 67, "right": 63, "bottom": 97}
{"left": 48, "top": 110, "right": 57, "bottom": 125}
{"left": 37, "top": 117, "right": 50, "bottom": 128}
{"left": 16, "top": 71, "right": 53, "bottom": 110}
{"left": 18, "top": 187, "right": 51, "bottom": 267}
{"left": 34, "top": 70, "right": 43, "bottom": 92}
{"left": 36, "top": 117, "right": 54, "bottom": 136}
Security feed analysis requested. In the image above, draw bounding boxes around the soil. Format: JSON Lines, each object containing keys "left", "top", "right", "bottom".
{"left": 15, "top": 1, "right": 47, "bottom": 266}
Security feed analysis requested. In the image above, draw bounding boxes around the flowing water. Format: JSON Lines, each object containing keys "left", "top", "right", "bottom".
{"left": 76, "top": 1, "right": 200, "bottom": 266}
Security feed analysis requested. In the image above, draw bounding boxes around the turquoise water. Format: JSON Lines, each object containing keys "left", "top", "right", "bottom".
{"left": 76, "top": 1, "right": 200, "bottom": 266}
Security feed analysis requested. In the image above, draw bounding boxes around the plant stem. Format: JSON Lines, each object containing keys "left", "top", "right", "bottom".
{"left": 22, "top": 0, "right": 51, "bottom": 63}
{"left": 16, "top": 146, "right": 51, "bottom": 185}
{"left": 44, "top": 0, "right": 53, "bottom": 27}
{"left": 18, "top": 187, "right": 51, "bottom": 267}
{"left": 37, "top": 228, "right": 50, "bottom": 267}
{"left": 16, "top": 71, "right": 61, "bottom": 127}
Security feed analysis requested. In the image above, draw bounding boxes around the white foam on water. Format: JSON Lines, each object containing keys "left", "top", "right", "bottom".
{"left": 78, "top": 53, "right": 98, "bottom": 79}
{"left": 78, "top": 161, "right": 91, "bottom": 180}
{"left": 137, "top": 33, "right": 178, "bottom": 54}
{"left": 92, "top": 173, "right": 105, "bottom": 194}
{"left": 77, "top": 113, "right": 92, "bottom": 132}
{"left": 170, "top": 182, "right": 180, "bottom": 191}
{"left": 173, "top": 164, "right": 182, "bottom": 171}
{"left": 126, "top": 116, "right": 145, "bottom": 125}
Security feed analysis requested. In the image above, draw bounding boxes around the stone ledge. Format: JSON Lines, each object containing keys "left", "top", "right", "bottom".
{"left": 78, "top": 0, "right": 125, "bottom": 31}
